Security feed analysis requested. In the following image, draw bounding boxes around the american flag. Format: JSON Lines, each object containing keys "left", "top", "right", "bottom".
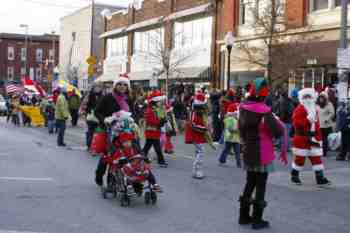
{"left": 6, "top": 83, "right": 24, "bottom": 94}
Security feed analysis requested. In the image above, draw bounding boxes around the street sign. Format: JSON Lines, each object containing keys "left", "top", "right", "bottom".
{"left": 337, "top": 48, "right": 350, "bottom": 69}
{"left": 86, "top": 56, "right": 97, "bottom": 65}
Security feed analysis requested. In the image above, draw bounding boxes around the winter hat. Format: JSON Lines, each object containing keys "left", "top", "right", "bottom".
{"left": 248, "top": 78, "right": 269, "bottom": 98}
{"left": 193, "top": 91, "right": 207, "bottom": 106}
{"left": 227, "top": 88, "right": 236, "bottom": 97}
{"left": 226, "top": 104, "right": 238, "bottom": 115}
{"left": 114, "top": 73, "right": 130, "bottom": 87}
{"left": 149, "top": 90, "right": 166, "bottom": 103}
{"left": 298, "top": 88, "right": 317, "bottom": 103}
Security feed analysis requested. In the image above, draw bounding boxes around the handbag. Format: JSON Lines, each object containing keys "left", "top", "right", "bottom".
{"left": 86, "top": 110, "right": 99, "bottom": 123}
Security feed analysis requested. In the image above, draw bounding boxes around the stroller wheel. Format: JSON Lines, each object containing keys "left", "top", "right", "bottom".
{"left": 151, "top": 191, "right": 157, "bottom": 205}
{"left": 144, "top": 192, "right": 151, "bottom": 205}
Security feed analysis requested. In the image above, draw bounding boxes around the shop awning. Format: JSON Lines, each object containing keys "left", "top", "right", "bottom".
{"left": 95, "top": 74, "right": 117, "bottom": 83}
{"left": 166, "top": 3, "right": 212, "bottom": 21}
{"left": 99, "top": 27, "right": 127, "bottom": 39}
{"left": 129, "top": 66, "right": 210, "bottom": 81}
{"left": 126, "top": 16, "right": 164, "bottom": 32}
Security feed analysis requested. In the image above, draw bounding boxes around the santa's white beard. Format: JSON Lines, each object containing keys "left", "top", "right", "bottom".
{"left": 301, "top": 100, "right": 316, "bottom": 120}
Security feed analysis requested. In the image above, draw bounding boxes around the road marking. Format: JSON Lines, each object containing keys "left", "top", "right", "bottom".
{"left": 0, "top": 177, "right": 54, "bottom": 182}
{"left": 0, "top": 230, "right": 48, "bottom": 233}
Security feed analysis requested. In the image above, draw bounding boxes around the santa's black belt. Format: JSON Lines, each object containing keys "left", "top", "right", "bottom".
{"left": 295, "top": 131, "right": 315, "bottom": 137}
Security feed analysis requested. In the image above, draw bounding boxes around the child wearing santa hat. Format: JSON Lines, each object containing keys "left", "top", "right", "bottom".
{"left": 189, "top": 91, "right": 210, "bottom": 179}
{"left": 142, "top": 90, "right": 168, "bottom": 167}
{"left": 218, "top": 103, "right": 241, "bottom": 167}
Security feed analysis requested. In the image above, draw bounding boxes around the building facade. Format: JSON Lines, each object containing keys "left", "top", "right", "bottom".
{"left": 218, "top": 0, "right": 350, "bottom": 90}
{"left": 0, "top": 33, "right": 59, "bottom": 90}
{"left": 100, "top": 0, "right": 216, "bottom": 89}
{"left": 59, "top": 3, "right": 124, "bottom": 92}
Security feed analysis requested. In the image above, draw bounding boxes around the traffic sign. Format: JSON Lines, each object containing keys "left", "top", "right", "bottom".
{"left": 337, "top": 48, "right": 350, "bottom": 69}
{"left": 86, "top": 56, "right": 97, "bottom": 65}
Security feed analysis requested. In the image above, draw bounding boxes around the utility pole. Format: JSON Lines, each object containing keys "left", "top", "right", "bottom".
{"left": 338, "top": 0, "right": 349, "bottom": 100}
{"left": 90, "top": 0, "right": 95, "bottom": 57}
{"left": 20, "top": 24, "right": 29, "bottom": 77}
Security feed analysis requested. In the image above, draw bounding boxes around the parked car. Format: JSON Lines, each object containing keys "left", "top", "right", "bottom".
{"left": 0, "top": 95, "right": 8, "bottom": 116}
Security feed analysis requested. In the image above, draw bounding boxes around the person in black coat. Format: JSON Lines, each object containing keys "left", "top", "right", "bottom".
{"left": 94, "top": 75, "right": 133, "bottom": 187}
{"left": 209, "top": 89, "right": 222, "bottom": 142}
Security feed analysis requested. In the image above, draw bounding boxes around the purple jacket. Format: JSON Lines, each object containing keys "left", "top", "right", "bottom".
{"left": 239, "top": 101, "right": 283, "bottom": 167}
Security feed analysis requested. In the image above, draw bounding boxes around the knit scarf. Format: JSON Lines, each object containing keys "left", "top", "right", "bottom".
{"left": 113, "top": 92, "right": 129, "bottom": 112}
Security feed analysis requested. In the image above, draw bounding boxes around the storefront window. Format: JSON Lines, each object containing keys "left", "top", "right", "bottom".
{"left": 134, "top": 28, "right": 164, "bottom": 54}
{"left": 174, "top": 17, "right": 212, "bottom": 49}
{"left": 107, "top": 36, "right": 128, "bottom": 58}
{"left": 313, "top": 0, "right": 329, "bottom": 11}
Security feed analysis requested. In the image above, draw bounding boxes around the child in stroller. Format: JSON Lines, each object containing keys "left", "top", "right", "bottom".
{"left": 101, "top": 111, "right": 162, "bottom": 205}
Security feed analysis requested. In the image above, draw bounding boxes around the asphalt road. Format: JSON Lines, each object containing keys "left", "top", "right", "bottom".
{"left": 0, "top": 118, "right": 350, "bottom": 233}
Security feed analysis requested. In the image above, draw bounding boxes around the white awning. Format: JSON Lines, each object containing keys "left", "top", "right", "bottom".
{"left": 99, "top": 27, "right": 127, "bottom": 39}
{"left": 129, "top": 71, "right": 154, "bottom": 81}
{"left": 95, "top": 74, "right": 117, "bottom": 83}
{"left": 166, "top": 3, "right": 212, "bottom": 21}
{"left": 126, "top": 16, "right": 164, "bottom": 32}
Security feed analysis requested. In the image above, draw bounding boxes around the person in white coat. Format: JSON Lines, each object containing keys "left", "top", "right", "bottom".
{"left": 317, "top": 92, "right": 335, "bottom": 157}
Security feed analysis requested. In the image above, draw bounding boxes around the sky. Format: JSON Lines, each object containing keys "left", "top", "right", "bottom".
{"left": 0, "top": 0, "right": 133, "bottom": 35}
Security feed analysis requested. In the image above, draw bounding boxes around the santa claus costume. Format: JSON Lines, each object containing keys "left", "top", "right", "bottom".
{"left": 291, "top": 88, "right": 331, "bottom": 186}
{"left": 142, "top": 90, "right": 168, "bottom": 167}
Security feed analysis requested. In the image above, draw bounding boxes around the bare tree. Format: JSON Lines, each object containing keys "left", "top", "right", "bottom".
{"left": 134, "top": 24, "right": 198, "bottom": 95}
{"left": 234, "top": 0, "right": 322, "bottom": 86}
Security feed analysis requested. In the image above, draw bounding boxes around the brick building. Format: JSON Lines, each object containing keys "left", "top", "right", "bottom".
{"left": 218, "top": 0, "right": 350, "bottom": 90}
{"left": 99, "top": 0, "right": 216, "bottom": 89}
{"left": 0, "top": 33, "right": 59, "bottom": 90}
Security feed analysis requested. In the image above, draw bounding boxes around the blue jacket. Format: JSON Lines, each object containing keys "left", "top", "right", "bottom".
{"left": 336, "top": 102, "right": 350, "bottom": 131}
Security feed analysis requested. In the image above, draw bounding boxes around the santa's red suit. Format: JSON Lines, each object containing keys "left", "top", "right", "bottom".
{"left": 292, "top": 90, "right": 324, "bottom": 172}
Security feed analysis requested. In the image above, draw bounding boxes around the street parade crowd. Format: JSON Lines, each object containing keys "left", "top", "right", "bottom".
{"left": 2, "top": 74, "right": 350, "bottom": 230}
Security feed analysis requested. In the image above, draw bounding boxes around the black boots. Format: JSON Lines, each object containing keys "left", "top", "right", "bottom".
{"left": 238, "top": 196, "right": 252, "bottom": 225}
{"left": 238, "top": 197, "right": 270, "bottom": 230}
{"left": 315, "top": 170, "right": 331, "bottom": 186}
{"left": 251, "top": 200, "right": 270, "bottom": 230}
{"left": 95, "top": 158, "right": 107, "bottom": 186}
{"left": 291, "top": 169, "right": 302, "bottom": 185}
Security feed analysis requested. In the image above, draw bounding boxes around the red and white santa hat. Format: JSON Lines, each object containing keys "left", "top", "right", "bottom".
{"left": 113, "top": 73, "right": 130, "bottom": 88}
{"left": 149, "top": 90, "right": 166, "bottom": 103}
{"left": 226, "top": 104, "right": 238, "bottom": 115}
{"left": 298, "top": 88, "right": 317, "bottom": 103}
{"left": 193, "top": 91, "right": 207, "bottom": 106}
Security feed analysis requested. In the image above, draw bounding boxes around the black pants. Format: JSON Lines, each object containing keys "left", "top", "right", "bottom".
{"left": 86, "top": 121, "right": 98, "bottom": 148}
{"left": 70, "top": 109, "right": 79, "bottom": 126}
{"left": 242, "top": 171, "right": 268, "bottom": 202}
{"left": 56, "top": 119, "right": 66, "bottom": 146}
{"left": 321, "top": 127, "right": 332, "bottom": 157}
{"left": 142, "top": 138, "right": 165, "bottom": 164}
{"left": 339, "top": 130, "right": 350, "bottom": 158}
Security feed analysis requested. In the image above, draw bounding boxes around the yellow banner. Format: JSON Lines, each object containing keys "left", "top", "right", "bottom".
{"left": 20, "top": 106, "right": 45, "bottom": 127}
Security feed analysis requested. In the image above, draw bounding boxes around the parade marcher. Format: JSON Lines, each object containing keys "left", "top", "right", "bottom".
{"left": 218, "top": 104, "right": 241, "bottom": 167}
{"left": 40, "top": 96, "right": 49, "bottom": 127}
{"left": 45, "top": 99, "right": 56, "bottom": 134}
{"left": 238, "top": 78, "right": 286, "bottom": 230}
{"left": 291, "top": 88, "right": 331, "bottom": 186}
{"left": 142, "top": 90, "right": 168, "bottom": 167}
{"left": 10, "top": 94, "right": 20, "bottom": 126}
{"left": 276, "top": 91, "right": 295, "bottom": 151}
{"left": 68, "top": 89, "right": 81, "bottom": 127}
{"left": 317, "top": 92, "right": 335, "bottom": 157}
{"left": 94, "top": 74, "right": 132, "bottom": 186}
{"left": 85, "top": 84, "right": 103, "bottom": 151}
{"left": 188, "top": 91, "right": 211, "bottom": 179}
{"left": 55, "top": 87, "right": 70, "bottom": 147}
{"left": 209, "top": 89, "right": 222, "bottom": 142}
{"left": 163, "top": 102, "right": 178, "bottom": 154}
{"left": 336, "top": 100, "right": 350, "bottom": 161}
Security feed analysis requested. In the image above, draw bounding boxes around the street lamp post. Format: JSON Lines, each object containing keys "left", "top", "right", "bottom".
{"left": 20, "top": 24, "right": 29, "bottom": 77}
{"left": 338, "top": 0, "right": 349, "bottom": 100}
{"left": 224, "top": 31, "right": 234, "bottom": 90}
